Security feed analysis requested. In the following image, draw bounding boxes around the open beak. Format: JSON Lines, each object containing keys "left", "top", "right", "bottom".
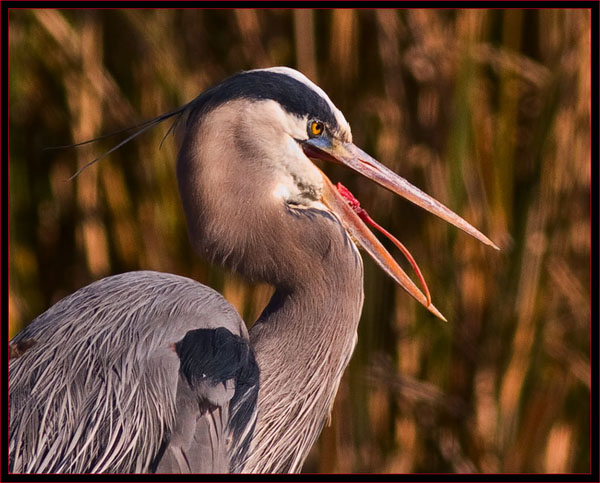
{"left": 302, "top": 137, "right": 499, "bottom": 321}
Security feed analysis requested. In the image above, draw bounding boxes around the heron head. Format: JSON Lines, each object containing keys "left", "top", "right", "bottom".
{"left": 177, "top": 67, "right": 498, "bottom": 320}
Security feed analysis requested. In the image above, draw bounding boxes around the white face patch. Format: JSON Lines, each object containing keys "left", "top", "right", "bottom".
{"left": 232, "top": 99, "right": 324, "bottom": 204}
{"left": 272, "top": 182, "right": 291, "bottom": 200}
{"left": 206, "top": 97, "right": 329, "bottom": 209}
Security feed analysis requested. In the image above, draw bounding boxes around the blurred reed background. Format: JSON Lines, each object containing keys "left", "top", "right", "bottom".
{"left": 8, "top": 8, "right": 590, "bottom": 473}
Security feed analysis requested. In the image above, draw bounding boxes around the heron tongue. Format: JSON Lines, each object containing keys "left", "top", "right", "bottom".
{"left": 318, "top": 170, "right": 446, "bottom": 321}
{"left": 335, "top": 182, "right": 432, "bottom": 307}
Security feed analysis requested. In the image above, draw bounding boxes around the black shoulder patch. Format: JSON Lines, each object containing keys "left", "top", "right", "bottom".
{"left": 187, "top": 70, "right": 339, "bottom": 129}
{"left": 175, "top": 327, "right": 254, "bottom": 387}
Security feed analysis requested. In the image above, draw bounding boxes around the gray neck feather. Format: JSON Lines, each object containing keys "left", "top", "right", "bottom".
{"left": 242, "top": 252, "right": 363, "bottom": 473}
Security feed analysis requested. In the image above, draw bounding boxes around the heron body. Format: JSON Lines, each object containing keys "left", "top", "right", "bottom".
{"left": 10, "top": 272, "right": 257, "bottom": 473}
{"left": 9, "top": 67, "right": 497, "bottom": 473}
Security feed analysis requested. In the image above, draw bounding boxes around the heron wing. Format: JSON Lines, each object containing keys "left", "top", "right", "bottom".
{"left": 9, "top": 271, "right": 259, "bottom": 474}
{"left": 153, "top": 327, "right": 259, "bottom": 473}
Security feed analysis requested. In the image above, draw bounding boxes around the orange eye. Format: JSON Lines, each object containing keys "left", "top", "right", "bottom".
{"left": 310, "top": 121, "right": 324, "bottom": 137}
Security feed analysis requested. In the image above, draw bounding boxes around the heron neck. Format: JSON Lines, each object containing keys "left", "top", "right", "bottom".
{"left": 242, "top": 243, "right": 364, "bottom": 473}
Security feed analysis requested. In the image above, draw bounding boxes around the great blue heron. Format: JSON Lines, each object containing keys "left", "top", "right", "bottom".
{"left": 9, "top": 67, "right": 498, "bottom": 474}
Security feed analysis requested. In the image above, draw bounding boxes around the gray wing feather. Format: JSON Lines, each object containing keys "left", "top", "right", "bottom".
{"left": 154, "top": 379, "right": 231, "bottom": 473}
{"left": 9, "top": 271, "right": 257, "bottom": 474}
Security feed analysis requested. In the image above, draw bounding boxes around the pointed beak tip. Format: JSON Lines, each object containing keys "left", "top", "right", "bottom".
{"left": 479, "top": 233, "right": 501, "bottom": 251}
{"left": 428, "top": 304, "right": 447, "bottom": 322}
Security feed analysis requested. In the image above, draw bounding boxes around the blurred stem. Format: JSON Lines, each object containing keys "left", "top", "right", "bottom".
{"left": 294, "top": 9, "right": 317, "bottom": 81}
{"left": 491, "top": 9, "right": 523, "bottom": 236}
